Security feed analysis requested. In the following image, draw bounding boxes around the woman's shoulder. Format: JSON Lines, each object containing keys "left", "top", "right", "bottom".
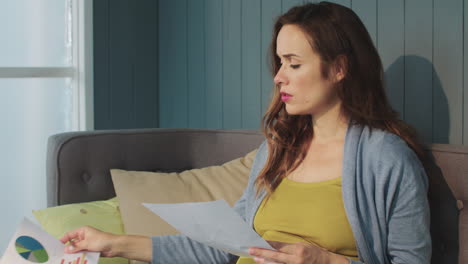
{"left": 357, "top": 125, "right": 422, "bottom": 172}
{"left": 355, "top": 126, "right": 428, "bottom": 190}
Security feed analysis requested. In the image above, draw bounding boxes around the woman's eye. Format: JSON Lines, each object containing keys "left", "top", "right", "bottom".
{"left": 291, "top": 64, "right": 301, "bottom": 69}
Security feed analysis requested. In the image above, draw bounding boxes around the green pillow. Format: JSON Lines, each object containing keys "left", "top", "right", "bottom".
{"left": 32, "top": 197, "right": 128, "bottom": 264}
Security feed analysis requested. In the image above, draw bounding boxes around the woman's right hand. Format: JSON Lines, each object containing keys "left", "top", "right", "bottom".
{"left": 59, "top": 226, "right": 118, "bottom": 258}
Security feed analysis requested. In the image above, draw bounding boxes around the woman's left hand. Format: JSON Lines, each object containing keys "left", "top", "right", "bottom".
{"left": 248, "top": 240, "right": 347, "bottom": 264}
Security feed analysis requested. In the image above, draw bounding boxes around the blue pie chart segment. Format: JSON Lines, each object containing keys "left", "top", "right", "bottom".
{"left": 15, "top": 236, "right": 49, "bottom": 263}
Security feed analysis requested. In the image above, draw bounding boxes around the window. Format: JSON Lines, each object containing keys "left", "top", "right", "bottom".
{"left": 0, "top": 0, "right": 93, "bottom": 252}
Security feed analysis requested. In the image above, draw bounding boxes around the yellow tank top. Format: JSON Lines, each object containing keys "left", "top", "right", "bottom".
{"left": 236, "top": 176, "right": 359, "bottom": 264}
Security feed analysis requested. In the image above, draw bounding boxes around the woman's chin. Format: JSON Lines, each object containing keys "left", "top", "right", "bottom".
{"left": 286, "top": 108, "right": 306, "bottom": 115}
{"left": 284, "top": 107, "right": 308, "bottom": 116}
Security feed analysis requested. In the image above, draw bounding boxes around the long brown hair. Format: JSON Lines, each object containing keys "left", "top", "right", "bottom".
{"left": 255, "top": 1, "right": 429, "bottom": 198}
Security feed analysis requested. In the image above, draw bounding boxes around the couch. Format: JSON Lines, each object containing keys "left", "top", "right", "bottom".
{"left": 45, "top": 128, "right": 467, "bottom": 264}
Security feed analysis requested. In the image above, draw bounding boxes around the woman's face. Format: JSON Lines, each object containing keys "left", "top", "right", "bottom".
{"left": 274, "top": 24, "right": 343, "bottom": 116}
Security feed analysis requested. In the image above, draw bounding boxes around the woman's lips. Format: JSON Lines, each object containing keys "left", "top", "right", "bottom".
{"left": 280, "top": 92, "right": 292, "bottom": 102}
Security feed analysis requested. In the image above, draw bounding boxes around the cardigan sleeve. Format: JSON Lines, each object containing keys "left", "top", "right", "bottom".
{"left": 345, "top": 133, "right": 431, "bottom": 264}
{"left": 379, "top": 135, "right": 432, "bottom": 264}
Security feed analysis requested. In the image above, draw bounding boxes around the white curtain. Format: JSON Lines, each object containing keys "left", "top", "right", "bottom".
{"left": 0, "top": 0, "right": 75, "bottom": 253}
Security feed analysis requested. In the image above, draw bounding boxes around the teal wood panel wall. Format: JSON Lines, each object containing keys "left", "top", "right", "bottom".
{"left": 158, "top": 0, "right": 468, "bottom": 145}
{"left": 93, "top": 0, "right": 159, "bottom": 130}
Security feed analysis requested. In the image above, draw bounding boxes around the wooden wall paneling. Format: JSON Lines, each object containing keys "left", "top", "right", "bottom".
{"left": 404, "top": 0, "right": 433, "bottom": 143}
{"left": 282, "top": 0, "right": 303, "bottom": 13}
{"left": 433, "top": 0, "right": 463, "bottom": 144}
{"left": 134, "top": 0, "right": 158, "bottom": 128}
{"left": 93, "top": 0, "right": 110, "bottom": 129}
{"left": 159, "top": 0, "right": 188, "bottom": 128}
{"left": 378, "top": 1, "right": 405, "bottom": 118}
{"left": 109, "top": 0, "right": 135, "bottom": 129}
{"left": 241, "top": 0, "right": 262, "bottom": 129}
{"left": 188, "top": 0, "right": 206, "bottom": 128}
{"left": 223, "top": 0, "right": 242, "bottom": 129}
{"left": 205, "top": 0, "right": 224, "bottom": 128}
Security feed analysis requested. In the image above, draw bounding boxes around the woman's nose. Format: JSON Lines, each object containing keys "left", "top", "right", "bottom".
{"left": 274, "top": 68, "right": 288, "bottom": 86}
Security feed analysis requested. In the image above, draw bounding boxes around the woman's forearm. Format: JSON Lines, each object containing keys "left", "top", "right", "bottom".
{"left": 112, "top": 234, "right": 153, "bottom": 262}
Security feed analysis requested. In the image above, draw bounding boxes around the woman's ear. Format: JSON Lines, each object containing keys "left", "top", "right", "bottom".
{"left": 332, "top": 55, "right": 348, "bottom": 83}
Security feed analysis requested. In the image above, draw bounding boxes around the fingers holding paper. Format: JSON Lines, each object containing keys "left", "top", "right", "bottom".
{"left": 248, "top": 240, "right": 332, "bottom": 264}
{"left": 60, "top": 226, "right": 116, "bottom": 257}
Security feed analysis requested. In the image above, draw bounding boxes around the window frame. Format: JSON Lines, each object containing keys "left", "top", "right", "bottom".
{"left": 0, "top": 0, "right": 94, "bottom": 131}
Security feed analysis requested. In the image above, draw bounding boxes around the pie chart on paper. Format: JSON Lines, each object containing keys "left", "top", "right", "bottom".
{"left": 15, "top": 236, "right": 49, "bottom": 263}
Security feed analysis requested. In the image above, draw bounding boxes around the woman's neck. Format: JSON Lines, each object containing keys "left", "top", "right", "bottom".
{"left": 311, "top": 102, "right": 349, "bottom": 144}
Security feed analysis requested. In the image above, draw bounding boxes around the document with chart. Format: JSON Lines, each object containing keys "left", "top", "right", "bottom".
{"left": 0, "top": 218, "right": 100, "bottom": 264}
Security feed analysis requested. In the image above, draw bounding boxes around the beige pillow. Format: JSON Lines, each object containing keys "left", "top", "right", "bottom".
{"left": 110, "top": 149, "right": 257, "bottom": 238}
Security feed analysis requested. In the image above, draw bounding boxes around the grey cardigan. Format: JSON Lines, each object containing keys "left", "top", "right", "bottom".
{"left": 151, "top": 123, "right": 432, "bottom": 264}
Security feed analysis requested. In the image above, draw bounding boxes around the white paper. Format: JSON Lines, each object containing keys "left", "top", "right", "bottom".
{"left": 143, "top": 200, "right": 276, "bottom": 257}
{"left": 0, "top": 218, "right": 100, "bottom": 264}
